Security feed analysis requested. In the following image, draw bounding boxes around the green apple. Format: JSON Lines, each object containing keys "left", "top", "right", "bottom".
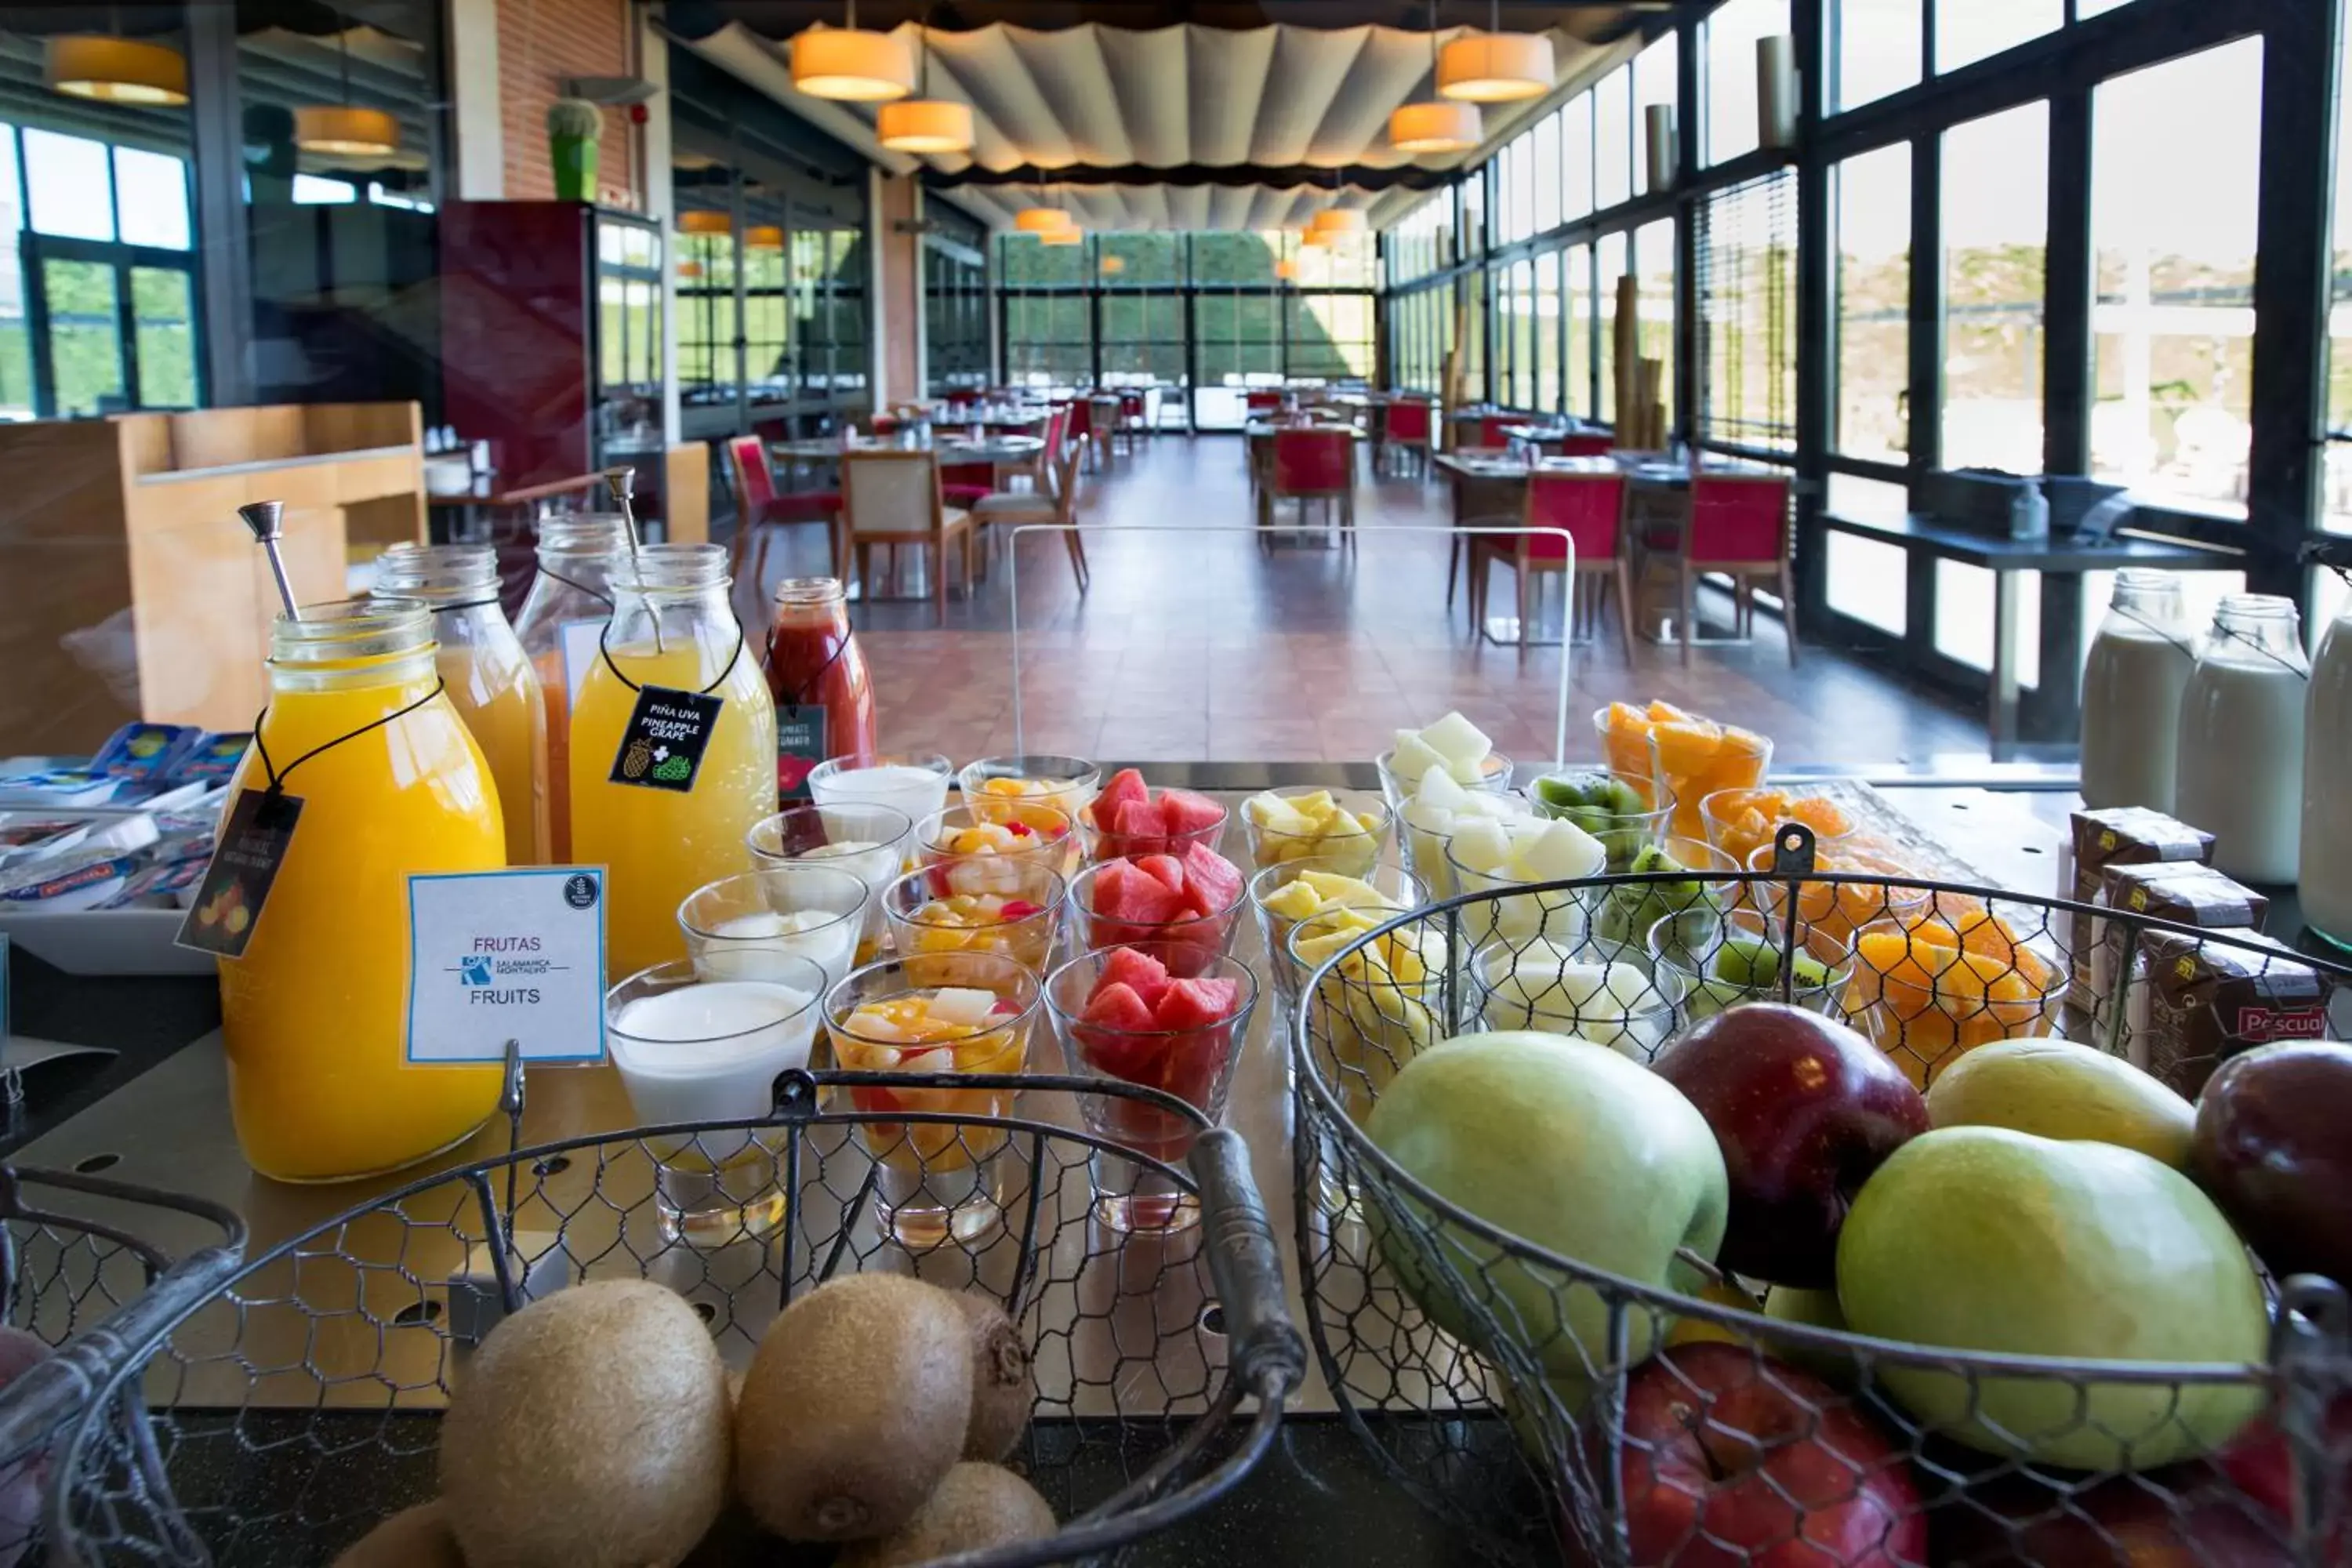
{"left": 1761, "top": 1285, "right": 1853, "bottom": 1385}
{"left": 1365, "top": 1031, "right": 1728, "bottom": 1392}
{"left": 1925, "top": 1038, "right": 2195, "bottom": 1168}
{"left": 1837, "top": 1126, "right": 2267, "bottom": 1470}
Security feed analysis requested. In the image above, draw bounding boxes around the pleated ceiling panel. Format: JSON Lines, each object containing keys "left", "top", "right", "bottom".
{"left": 676, "top": 16, "right": 1635, "bottom": 229}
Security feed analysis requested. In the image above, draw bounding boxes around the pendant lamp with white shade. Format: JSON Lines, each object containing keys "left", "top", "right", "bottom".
{"left": 1389, "top": 17, "right": 1479, "bottom": 154}
{"left": 295, "top": 10, "right": 400, "bottom": 158}
{"left": 1309, "top": 208, "right": 1366, "bottom": 236}
{"left": 1015, "top": 205, "right": 1076, "bottom": 235}
{"left": 792, "top": 2, "right": 913, "bottom": 103}
{"left": 1439, "top": 0, "right": 1554, "bottom": 103}
{"left": 877, "top": 23, "right": 974, "bottom": 152}
{"left": 45, "top": 35, "right": 187, "bottom": 106}
{"left": 1040, "top": 225, "right": 1083, "bottom": 246}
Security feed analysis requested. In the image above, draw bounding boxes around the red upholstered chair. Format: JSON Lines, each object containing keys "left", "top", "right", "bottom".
{"left": 1265, "top": 426, "right": 1355, "bottom": 540}
{"left": 724, "top": 434, "right": 840, "bottom": 593}
{"left": 1381, "top": 397, "right": 1434, "bottom": 477}
{"left": 938, "top": 461, "right": 995, "bottom": 508}
{"left": 1117, "top": 390, "right": 1148, "bottom": 452}
{"left": 1245, "top": 390, "right": 1285, "bottom": 416}
{"left": 1479, "top": 415, "right": 1521, "bottom": 449}
{"left": 1065, "top": 396, "right": 1094, "bottom": 460}
{"left": 1468, "top": 470, "right": 1634, "bottom": 662}
{"left": 871, "top": 413, "right": 901, "bottom": 437}
{"left": 1558, "top": 433, "right": 1614, "bottom": 457}
{"left": 1680, "top": 472, "right": 1798, "bottom": 668}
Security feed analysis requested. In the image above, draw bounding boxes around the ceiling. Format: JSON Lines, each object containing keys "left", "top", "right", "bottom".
{"left": 668, "top": 13, "right": 1647, "bottom": 230}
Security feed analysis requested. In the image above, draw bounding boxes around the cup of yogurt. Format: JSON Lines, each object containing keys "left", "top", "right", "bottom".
{"left": 606, "top": 956, "right": 826, "bottom": 1246}
{"left": 808, "top": 753, "right": 954, "bottom": 836}
{"left": 747, "top": 802, "right": 913, "bottom": 963}
{"left": 677, "top": 864, "right": 866, "bottom": 997}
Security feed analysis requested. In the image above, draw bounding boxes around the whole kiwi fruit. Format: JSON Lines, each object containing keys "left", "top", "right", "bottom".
{"left": 734, "top": 1274, "right": 972, "bottom": 1541}
{"left": 332, "top": 1501, "right": 466, "bottom": 1568}
{"left": 837, "top": 1463, "right": 1058, "bottom": 1568}
{"left": 439, "top": 1279, "right": 731, "bottom": 1568}
{"left": 953, "top": 1293, "right": 1032, "bottom": 1461}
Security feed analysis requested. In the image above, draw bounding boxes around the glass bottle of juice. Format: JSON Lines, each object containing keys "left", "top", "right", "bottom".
{"left": 571, "top": 543, "right": 779, "bottom": 977}
{"left": 514, "top": 514, "right": 629, "bottom": 862}
{"left": 764, "top": 576, "right": 877, "bottom": 798}
{"left": 218, "top": 600, "right": 506, "bottom": 1181}
{"left": 373, "top": 543, "right": 550, "bottom": 865}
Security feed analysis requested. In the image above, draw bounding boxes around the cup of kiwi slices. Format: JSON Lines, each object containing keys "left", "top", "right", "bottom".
{"left": 1527, "top": 769, "right": 1675, "bottom": 873}
{"left": 1646, "top": 905, "right": 1857, "bottom": 1022}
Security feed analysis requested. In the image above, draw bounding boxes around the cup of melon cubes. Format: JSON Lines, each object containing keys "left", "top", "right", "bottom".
{"left": 1595, "top": 701, "right": 1773, "bottom": 840}
{"left": 1846, "top": 899, "right": 2067, "bottom": 1088}
{"left": 1047, "top": 945, "right": 1258, "bottom": 1232}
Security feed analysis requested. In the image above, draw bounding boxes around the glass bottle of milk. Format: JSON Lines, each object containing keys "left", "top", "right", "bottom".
{"left": 2080, "top": 571, "right": 2195, "bottom": 811}
{"left": 2300, "top": 596, "right": 2352, "bottom": 947}
{"left": 2175, "top": 595, "right": 2310, "bottom": 884}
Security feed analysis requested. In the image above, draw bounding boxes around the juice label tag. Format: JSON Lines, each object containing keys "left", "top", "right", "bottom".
{"left": 608, "top": 686, "right": 724, "bottom": 793}
{"left": 174, "top": 789, "right": 303, "bottom": 958}
{"left": 776, "top": 704, "right": 828, "bottom": 799}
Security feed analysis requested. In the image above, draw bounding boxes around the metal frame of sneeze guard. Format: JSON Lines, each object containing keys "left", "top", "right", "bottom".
{"left": 1005, "top": 524, "right": 1576, "bottom": 765}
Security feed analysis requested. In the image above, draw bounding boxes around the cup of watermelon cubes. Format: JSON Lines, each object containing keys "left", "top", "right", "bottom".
{"left": 1045, "top": 945, "right": 1258, "bottom": 1234}
{"left": 822, "top": 953, "right": 1041, "bottom": 1247}
{"left": 880, "top": 861, "right": 1068, "bottom": 979}
{"left": 1081, "top": 766, "right": 1229, "bottom": 861}
{"left": 1068, "top": 842, "right": 1249, "bottom": 978}
{"left": 914, "top": 802, "right": 1080, "bottom": 885}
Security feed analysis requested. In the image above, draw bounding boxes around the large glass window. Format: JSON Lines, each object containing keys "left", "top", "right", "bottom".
{"left": 1941, "top": 102, "right": 2049, "bottom": 472}
{"left": 1534, "top": 111, "right": 1563, "bottom": 234}
{"left": 1598, "top": 232, "right": 1628, "bottom": 422}
{"left": 1635, "top": 34, "right": 1680, "bottom": 189}
{"left": 1534, "top": 250, "right": 1563, "bottom": 413}
{"left": 1697, "top": 175, "right": 1795, "bottom": 452}
{"left": 1834, "top": 143, "right": 1911, "bottom": 463}
{"left": 2089, "top": 40, "right": 2260, "bottom": 516}
{"left": 1595, "top": 68, "right": 1633, "bottom": 211}
{"left": 1836, "top": 0, "right": 1923, "bottom": 111}
{"left": 1635, "top": 219, "right": 1677, "bottom": 425}
{"left": 1936, "top": 0, "right": 2061, "bottom": 74}
{"left": 1288, "top": 292, "right": 1374, "bottom": 380}
{"left": 1566, "top": 245, "right": 1593, "bottom": 416}
{"left": 1561, "top": 96, "right": 1595, "bottom": 223}
{"left": 1707, "top": 0, "right": 1788, "bottom": 166}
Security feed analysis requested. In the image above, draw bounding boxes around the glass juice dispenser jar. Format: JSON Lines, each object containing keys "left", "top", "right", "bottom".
{"left": 514, "top": 514, "right": 630, "bottom": 861}
{"left": 216, "top": 600, "right": 506, "bottom": 1181}
{"left": 570, "top": 543, "right": 779, "bottom": 978}
{"left": 373, "top": 544, "right": 548, "bottom": 865}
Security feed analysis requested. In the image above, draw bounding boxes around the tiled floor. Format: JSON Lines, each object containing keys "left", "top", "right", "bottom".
{"left": 744, "top": 437, "right": 1989, "bottom": 768}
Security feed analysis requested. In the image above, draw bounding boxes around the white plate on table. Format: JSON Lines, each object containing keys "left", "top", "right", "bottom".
{"left": 0, "top": 908, "right": 212, "bottom": 977}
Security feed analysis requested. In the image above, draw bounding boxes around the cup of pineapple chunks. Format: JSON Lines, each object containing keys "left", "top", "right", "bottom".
{"left": 1240, "top": 788, "right": 1394, "bottom": 877}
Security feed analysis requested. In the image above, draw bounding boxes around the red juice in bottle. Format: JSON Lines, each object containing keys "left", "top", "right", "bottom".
{"left": 764, "top": 576, "right": 876, "bottom": 797}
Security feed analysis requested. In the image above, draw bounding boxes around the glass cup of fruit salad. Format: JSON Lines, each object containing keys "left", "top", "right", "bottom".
{"left": 880, "top": 861, "right": 1067, "bottom": 979}
{"left": 1648, "top": 905, "right": 1857, "bottom": 1026}
{"left": 1471, "top": 933, "right": 1686, "bottom": 1063}
{"left": 607, "top": 956, "right": 828, "bottom": 1246}
{"left": 1240, "top": 787, "right": 1394, "bottom": 877}
{"left": 1068, "top": 844, "right": 1248, "bottom": 978}
{"left": 1044, "top": 944, "right": 1258, "bottom": 1234}
{"left": 822, "top": 953, "right": 1041, "bottom": 1247}
{"left": 677, "top": 864, "right": 868, "bottom": 999}
{"left": 1527, "top": 769, "right": 1675, "bottom": 873}
{"left": 916, "top": 802, "right": 1080, "bottom": 883}
{"left": 1081, "top": 767, "right": 1229, "bottom": 861}
{"left": 957, "top": 755, "right": 1102, "bottom": 828}
{"left": 1250, "top": 858, "right": 1427, "bottom": 1012}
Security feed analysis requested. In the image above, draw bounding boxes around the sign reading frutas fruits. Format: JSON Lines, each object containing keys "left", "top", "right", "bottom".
{"left": 404, "top": 867, "right": 608, "bottom": 1065}
{"left": 175, "top": 789, "right": 303, "bottom": 959}
{"left": 608, "top": 686, "right": 724, "bottom": 793}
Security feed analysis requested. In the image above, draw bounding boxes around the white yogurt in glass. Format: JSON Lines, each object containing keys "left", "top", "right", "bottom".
{"left": 690, "top": 909, "right": 859, "bottom": 993}
{"left": 610, "top": 980, "right": 817, "bottom": 1126}
{"left": 811, "top": 762, "right": 952, "bottom": 831}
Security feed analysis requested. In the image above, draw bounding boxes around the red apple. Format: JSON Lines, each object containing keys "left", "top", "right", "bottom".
{"left": 2210, "top": 1401, "right": 2352, "bottom": 1565}
{"left": 1616, "top": 1341, "right": 1925, "bottom": 1568}
{"left": 1934, "top": 1471, "right": 2291, "bottom": 1566}
{"left": 1652, "top": 1004, "right": 1930, "bottom": 1287}
{"left": 2191, "top": 1041, "right": 2352, "bottom": 1291}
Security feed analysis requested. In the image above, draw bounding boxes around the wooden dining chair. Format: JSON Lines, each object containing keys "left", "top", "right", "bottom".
{"left": 840, "top": 449, "right": 975, "bottom": 625}
{"left": 723, "top": 434, "right": 841, "bottom": 593}
{"left": 1265, "top": 426, "right": 1356, "bottom": 543}
{"left": 1680, "top": 471, "right": 1799, "bottom": 668}
{"left": 972, "top": 435, "right": 1091, "bottom": 591}
{"left": 1381, "top": 397, "right": 1434, "bottom": 478}
{"left": 1088, "top": 394, "right": 1124, "bottom": 461}
{"left": 1468, "top": 469, "right": 1635, "bottom": 663}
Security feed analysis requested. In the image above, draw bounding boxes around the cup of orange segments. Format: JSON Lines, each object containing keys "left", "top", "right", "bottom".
{"left": 1700, "top": 786, "right": 1861, "bottom": 866}
{"left": 1596, "top": 701, "right": 1772, "bottom": 839}
{"left": 1846, "top": 900, "right": 2066, "bottom": 1089}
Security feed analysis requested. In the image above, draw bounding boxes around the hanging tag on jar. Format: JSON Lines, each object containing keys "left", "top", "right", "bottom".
{"left": 775, "top": 704, "right": 828, "bottom": 798}
{"left": 608, "top": 686, "right": 724, "bottom": 793}
{"left": 175, "top": 789, "right": 303, "bottom": 958}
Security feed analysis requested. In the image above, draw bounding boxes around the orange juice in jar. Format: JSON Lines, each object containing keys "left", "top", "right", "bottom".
{"left": 513, "top": 514, "right": 630, "bottom": 861}
{"left": 373, "top": 543, "right": 548, "bottom": 865}
{"left": 569, "top": 545, "right": 778, "bottom": 978}
{"left": 216, "top": 600, "right": 505, "bottom": 1181}
{"left": 824, "top": 953, "right": 1040, "bottom": 1247}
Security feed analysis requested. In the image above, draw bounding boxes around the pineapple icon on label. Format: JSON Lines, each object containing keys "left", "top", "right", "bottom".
{"left": 622, "top": 735, "right": 653, "bottom": 779}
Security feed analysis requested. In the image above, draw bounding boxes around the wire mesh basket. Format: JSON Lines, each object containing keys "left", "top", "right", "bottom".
{"left": 42, "top": 1068, "right": 1303, "bottom": 1567}
{"left": 1290, "top": 831, "right": 2352, "bottom": 1565}
{"left": 0, "top": 1167, "right": 246, "bottom": 1565}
